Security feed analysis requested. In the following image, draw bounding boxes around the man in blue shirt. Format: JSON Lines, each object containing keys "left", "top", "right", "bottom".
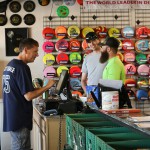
{"left": 2, "top": 38, "right": 56, "bottom": 150}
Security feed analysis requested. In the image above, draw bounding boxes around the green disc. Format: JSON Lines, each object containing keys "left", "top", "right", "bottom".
{"left": 57, "top": 6, "right": 69, "bottom": 18}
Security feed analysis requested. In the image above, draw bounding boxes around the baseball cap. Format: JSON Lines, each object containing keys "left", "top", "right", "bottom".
{"left": 86, "top": 32, "right": 98, "bottom": 43}
{"left": 99, "top": 37, "right": 120, "bottom": 49}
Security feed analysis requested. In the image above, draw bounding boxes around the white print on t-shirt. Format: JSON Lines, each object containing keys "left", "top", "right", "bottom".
{"left": 3, "top": 75, "right": 10, "bottom": 93}
{"left": 4, "top": 66, "right": 15, "bottom": 73}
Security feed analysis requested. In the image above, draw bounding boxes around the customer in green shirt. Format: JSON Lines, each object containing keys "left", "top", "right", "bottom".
{"left": 99, "top": 37, "right": 126, "bottom": 83}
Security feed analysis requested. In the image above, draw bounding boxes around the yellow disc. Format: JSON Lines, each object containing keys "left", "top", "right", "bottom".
{"left": 57, "top": 66, "right": 69, "bottom": 76}
{"left": 108, "top": 28, "right": 120, "bottom": 38}
{"left": 67, "top": 25, "right": 80, "bottom": 38}
{"left": 82, "top": 27, "right": 94, "bottom": 38}
{"left": 43, "top": 53, "right": 55, "bottom": 66}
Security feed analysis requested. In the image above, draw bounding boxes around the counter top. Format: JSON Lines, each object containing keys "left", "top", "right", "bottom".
{"left": 87, "top": 103, "right": 150, "bottom": 138}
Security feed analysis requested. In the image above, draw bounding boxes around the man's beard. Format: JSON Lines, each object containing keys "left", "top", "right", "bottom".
{"left": 99, "top": 51, "right": 109, "bottom": 63}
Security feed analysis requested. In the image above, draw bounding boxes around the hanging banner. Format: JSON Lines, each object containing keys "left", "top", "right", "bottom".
{"left": 83, "top": 0, "right": 150, "bottom": 9}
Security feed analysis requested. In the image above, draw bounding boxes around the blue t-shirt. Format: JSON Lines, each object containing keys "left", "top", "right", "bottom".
{"left": 3, "top": 59, "right": 34, "bottom": 132}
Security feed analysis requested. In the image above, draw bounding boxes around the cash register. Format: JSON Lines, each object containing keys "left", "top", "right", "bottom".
{"left": 44, "top": 70, "right": 83, "bottom": 115}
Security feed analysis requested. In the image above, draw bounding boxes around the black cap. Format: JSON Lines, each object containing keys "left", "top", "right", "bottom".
{"left": 86, "top": 32, "right": 98, "bottom": 43}
{"left": 99, "top": 37, "right": 120, "bottom": 49}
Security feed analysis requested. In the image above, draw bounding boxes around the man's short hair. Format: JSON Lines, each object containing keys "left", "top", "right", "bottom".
{"left": 99, "top": 37, "right": 120, "bottom": 54}
{"left": 19, "top": 38, "right": 39, "bottom": 52}
{"left": 86, "top": 32, "right": 98, "bottom": 43}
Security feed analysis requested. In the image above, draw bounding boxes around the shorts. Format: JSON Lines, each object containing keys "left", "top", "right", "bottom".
{"left": 10, "top": 127, "right": 31, "bottom": 150}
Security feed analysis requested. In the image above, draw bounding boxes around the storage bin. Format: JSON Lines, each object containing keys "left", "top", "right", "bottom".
{"left": 107, "top": 139, "right": 150, "bottom": 150}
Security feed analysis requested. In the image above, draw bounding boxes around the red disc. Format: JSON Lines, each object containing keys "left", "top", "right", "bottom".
{"left": 69, "top": 39, "right": 80, "bottom": 52}
{"left": 123, "top": 52, "right": 135, "bottom": 63}
{"left": 136, "top": 26, "right": 148, "bottom": 39}
{"left": 42, "top": 27, "right": 54, "bottom": 40}
{"left": 77, "top": 0, "right": 83, "bottom": 5}
{"left": 69, "top": 66, "right": 81, "bottom": 78}
{"left": 55, "top": 39, "right": 68, "bottom": 52}
{"left": 56, "top": 52, "right": 69, "bottom": 64}
{"left": 125, "top": 64, "right": 136, "bottom": 75}
{"left": 122, "top": 39, "right": 134, "bottom": 51}
{"left": 125, "top": 78, "right": 136, "bottom": 88}
{"left": 94, "top": 26, "right": 107, "bottom": 38}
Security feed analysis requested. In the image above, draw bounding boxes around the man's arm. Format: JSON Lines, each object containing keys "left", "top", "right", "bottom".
{"left": 24, "top": 79, "right": 56, "bottom": 101}
{"left": 81, "top": 72, "right": 87, "bottom": 94}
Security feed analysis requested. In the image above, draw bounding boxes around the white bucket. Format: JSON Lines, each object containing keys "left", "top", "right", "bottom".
{"left": 102, "top": 91, "right": 119, "bottom": 110}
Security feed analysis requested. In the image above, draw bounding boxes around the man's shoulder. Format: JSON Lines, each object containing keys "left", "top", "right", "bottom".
{"left": 85, "top": 52, "right": 98, "bottom": 58}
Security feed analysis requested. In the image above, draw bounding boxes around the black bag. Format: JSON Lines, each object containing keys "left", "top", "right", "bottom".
{"left": 98, "top": 83, "right": 132, "bottom": 108}
{"left": 0, "top": 0, "right": 12, "bottom": 13}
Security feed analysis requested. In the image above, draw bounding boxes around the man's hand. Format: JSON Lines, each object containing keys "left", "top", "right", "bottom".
{"left": 46, "top": 79, "right": 56, "bottom": 89}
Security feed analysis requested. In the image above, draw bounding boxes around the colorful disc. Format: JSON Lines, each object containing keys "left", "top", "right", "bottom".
{"left": 43, "top": 53, "right": 55, "bottom": 66}
{"left": 70, "top": 78, "right": 81, "bottom": 90}
{"left": 135, "top": 40, "right": 149, "bottom": 53}
{"left": 108, "top": 28, "right": 120, "bottom": 38}
{"left": 57, "top": 6, "right": 69, "bottom": 18}
{"left": 9, "top": 1, "right": 21, "bottom": 13}
{"left": 69, "top": 66, "right": 81, "bottom": 78}
{"left": 82, "top": 27, "right": 94, "bottom": 38}
{"left": 23, "top": 0, "right": 35, "bottom": 12}
{"left": 77, "top": 0, "right": 83, "bottom": 5}
{"left": 55, "top": 26, "right": 67, "bottom": 39}
{"left": 136, "top": 89, "right": 148, "bottom": 101}
{"left": 67, "top": 25, "right": 80, "bottom": 38}
{"left": 69, "top": 39, "right": 80, "bottom": 52}
{"left": 42, "top": 27, "right": 54, "bottom": 40}
{"left": 136, "top": 26, "right": 148, "bottom": 39}
{"left": 64, "top": 0, "right": 76, "bottom": 6}
{"left": 125, "top": 78, "right": 136, "bottom": 87}
{"left": 137, "top": 78, "right": 149, "bottom": 88}
{"left": 55, "top": 39, "right": 68, "bottom": 52}
{"left": 125, "top": 64, "right": 136, "bottom": 75}
{"left": 124, "top": 52, "right": 135, "bottom": 63}
{"left": 57, "top": 66, "right": 69, "bottom": 76}
{"left": 42, "top": 41, "right": 54, "bottom": 53}
{"left": 82, "top": 39, "right": 93, "bottom": 54}
{"left": 69, "top": 52, "right": 82, "bottom": 64}
{"left": 24, "top": 14, "right": 36, "bottom": 25}
{"left": 10, "top": 14, "right": 22, "bottom": 26}
{"left": 95, "top": 26, "right": 107, "bottom": 38}
{"left": 136, "top": 53, "right": 147, "bottom": 65}
{"left": 122, "top": 39, "right": 134, "bottom": 51}
{"left": 56, "top": 52, "right": 69, "bottom": 64}
{"left": 0, "top": 14, "right": 7, "bottom": 26}
{"left": 38, "top": 0, "right": 50, "bottom": 6}
{"left": 137, "top": 64, "right": 149, "bottom": 76}
{"left": 43, "top": 66, "right": 56, "bottom": 79}
{"left": 121, "top": 26, "right": 134, "bottom": 38}
{"left": 116, "top": 52, "right": 124, "bottom": 62}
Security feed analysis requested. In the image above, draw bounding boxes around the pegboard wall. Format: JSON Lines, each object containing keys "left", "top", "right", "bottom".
{"left": 42, "top": 7, "right": 150, "bottom": 112}
{"left": 43, "top": 6, "right": 131, "bottom": 28}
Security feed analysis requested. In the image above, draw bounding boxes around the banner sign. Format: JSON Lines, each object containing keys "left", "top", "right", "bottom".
{"left": 83, "top": 0, "right": 150, "bottom": 9}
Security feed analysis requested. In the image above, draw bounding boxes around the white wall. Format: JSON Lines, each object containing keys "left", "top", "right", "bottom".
{"left": 0, "top": 0, "right": 80, "bottom": 98}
